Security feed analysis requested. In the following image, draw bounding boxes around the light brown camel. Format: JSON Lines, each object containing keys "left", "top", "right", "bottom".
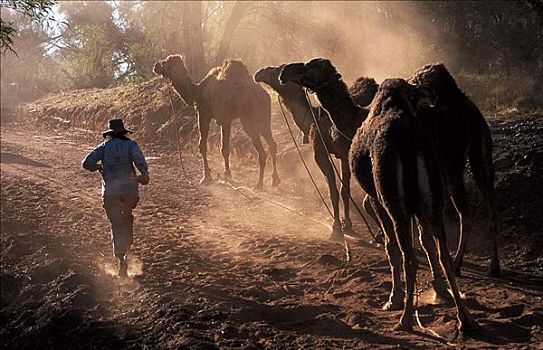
{"left": 348, "top": 78, "right": 478, "bottom": 332}
{"left": 409, "top": 63, "right": 500, "bottom": 277}
{"left": 153, "top": 55, "right": 280, "bottom": 189}
{"left": 279, "top": 58, "right": 454, "bottom": 311}
{"left": 254, "top": 65, "right": 378, "bottom": 239}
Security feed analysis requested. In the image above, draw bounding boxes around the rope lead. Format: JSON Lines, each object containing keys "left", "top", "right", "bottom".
{"left": 302, "top": 90, "right": 382, "bottom": 245}
{"left": 277, "top": 95, "right": 334, "bottom": 219}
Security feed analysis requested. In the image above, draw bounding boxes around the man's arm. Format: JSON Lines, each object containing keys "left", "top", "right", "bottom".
{"left": 82, "top": 143, "right": 105, "bottom": 172}
{"left": 130, "top": 141, "right": 149, "bottom": 184}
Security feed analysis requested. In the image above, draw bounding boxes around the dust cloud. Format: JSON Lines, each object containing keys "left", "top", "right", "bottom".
{"left": 250, "top": 2, "right": 450, "bottom": 84}
{"left": 97, "top": 254, "right": 144, "bottom": 278}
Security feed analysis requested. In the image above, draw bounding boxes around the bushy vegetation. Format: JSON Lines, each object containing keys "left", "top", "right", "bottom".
{"left": 1, "top": 1, "right": 542, "bottom": 111}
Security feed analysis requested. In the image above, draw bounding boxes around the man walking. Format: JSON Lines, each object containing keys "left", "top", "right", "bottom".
{"left": 82, "top": 119, "right": 149, "bottom": 277}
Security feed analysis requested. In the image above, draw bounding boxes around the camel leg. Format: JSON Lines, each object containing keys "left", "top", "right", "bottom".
{"left": 340, "top": 158, "right": 354, "bottom": 235}
{"left": 469, "top": 125, "right": 500, "bottom": 277}
{"left": 363, "top": 195, "right": 378, "bottom": 224}
{"left": 198, "top": 115, "right": 212, "bottom": 185}
{"left": 262, "top": 129, "right": 281, "bottom": 187}
{"left": 484, "top": 208, "right": 501, "bottom": 277}
{"left": 220, "top": 122, "right": 232, "bottom": 180}
{"left": 369, "top": 197, "right": 404, "bottom": 311}
{"left": 418, "top": 215, "right": 479, "bottom": 332}
{"left": 448, "top": 174, "right": 472, "bottom": 277}
{"left": 250, "top": 135, "right": 266, "bottom": 190}
{"left": 363, "top": 195, "right": 385, "bottom": 243}
{"left": 391, "top": 214, "right": 417, "bottom": 331}
{"left": 416, "top": 219, "right": 452, "bottom": 303}
{"left": 471, "top": 187, "right": 500, "bottom": 277}
{"left": 314, "top": 143, "right": 342, "bottom": 241}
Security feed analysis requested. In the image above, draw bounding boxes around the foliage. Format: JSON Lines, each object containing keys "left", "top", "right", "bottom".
{"left": 1, "top": 1, "right": 542, "bottom": 111}
{"left": 0, "top": 0, "right": 56, "bottom": 54}
{"left": 115, "top": 1, "right": 185, "bottom": 80}
{"left": 0, "top": 6, "right": 65, "bottom": 105}
{"left": 53, "top": 1, "right": 121, "bottom": 88}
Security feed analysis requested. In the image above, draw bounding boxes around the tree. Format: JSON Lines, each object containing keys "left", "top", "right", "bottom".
{"left": 0, "top": 0, "right": 56, "bottom": 54}
{"left": 182, "top": 1, "right": 206, "bottom": 80}
{"left": 0, "top": 6, "right": 65, "bottom": 106}
{"left": 54, "top": 1, "right": 125, "bottom": 88}
{"left": 211, "top": 1, "right": 249, "bottom": 68}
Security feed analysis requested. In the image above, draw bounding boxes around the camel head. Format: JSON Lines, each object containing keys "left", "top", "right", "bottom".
{"left": 254, "top": 65, "right": 284, "bottom": 87}
{"left": 373, "top": 78, "right": 437, "bottom": 116}
{"left": 153, "top": 54, "right": 191, "bottom": 82}
{"left": 279, "top": 58, "right": 341, "bottom": 91}
{"left": 153, "top": 54, "right": 197, "bottom": 105}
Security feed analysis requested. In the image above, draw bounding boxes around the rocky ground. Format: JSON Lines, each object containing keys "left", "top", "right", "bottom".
{"left": 1, "top": 111, "right": 542, "bottom": 349}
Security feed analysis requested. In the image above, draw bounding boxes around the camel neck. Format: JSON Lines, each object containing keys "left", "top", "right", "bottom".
{"left": 171, "top": 76, "right": 198, "bottom": 105}
{"left": 280, "top": 89, "right": 313, "bottom": 135}
{"left": 315, "top": 80, "right": 363, "bottom": 139}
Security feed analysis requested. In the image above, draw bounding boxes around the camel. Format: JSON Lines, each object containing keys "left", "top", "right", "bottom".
{"left": 349, "top": 78, "right": 477, "bottom": 332}
{"left": 254, "top": 65, "right": 378, "bottom": 240}
{"left": 349, "top": 76, "right": 379, "bottom": 107}
{"left": 279, "top": 58, "right": 455, "bottom": 313}
{"left": 153, "top": 55, "right": 280, "bottom": 189}
{"left": 409, "top": 63, "right": 500, "bottom": 277}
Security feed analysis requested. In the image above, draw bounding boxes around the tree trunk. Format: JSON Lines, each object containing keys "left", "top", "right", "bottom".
{"left": 183, "top": 1, "right": 206, "bottom": 81}
{"left": 212, "top": 1, "right": 249, "bottom": 67}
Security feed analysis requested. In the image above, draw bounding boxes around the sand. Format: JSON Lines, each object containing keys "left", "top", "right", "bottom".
{"left": 1, "top": 116, "right": 542, "bottom": 349}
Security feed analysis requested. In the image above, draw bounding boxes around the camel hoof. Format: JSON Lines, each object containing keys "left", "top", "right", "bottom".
{"left": 454, "top": 264, "right": 463, "bottom": 277}
{"left": 382, "top": 300, "right": 404, "bottom": 311}
{"left": 371, "top": 233, "right": 385, "bottom": 246}
{"left": 328, "top": 228, "right": 344, "bottom": 244}
{"left": 341, "top": 224, "right": 356, "bottom": 237}
{"left": 253, "top": 182, "right": 263, "bottom": 191}
{"left": 453, "top": 256, "right": 464, "bottom": 276}
{"left": 430, "top": 289, "right": 454, "bottom": 305}
{"left": 486, "top": 265, "right": 501, "bottom": 278}
{"left": 431, "top": 279, "right": 453, "bottom": 302}
{"left": 272, "top": 176, "right": 281, "bottom": 187}
{"left": 459, "top": 318, "right": 481, "bottom": 333}
{"left": 199, "top": 176, "right": 213, "bottom": 185}
{"left": 391, "top": 321, "right": 413, "bottom": 332}
{"left": 223, "top": 172, "right": 232, "bottom": 180}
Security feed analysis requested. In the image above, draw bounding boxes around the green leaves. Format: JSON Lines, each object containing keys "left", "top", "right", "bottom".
{"left": 1, "top": 0, "right": 57, "bottom": 54}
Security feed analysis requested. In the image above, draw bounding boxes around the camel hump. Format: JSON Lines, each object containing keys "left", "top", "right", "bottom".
{"left": 409, "top": 63, "right": 464, "bottom": 99}
{"left": 217, "top": 59, "right": 252, "bottom": 82}
{"left": 349, "top": 76, "right": 378, "bottom": 107}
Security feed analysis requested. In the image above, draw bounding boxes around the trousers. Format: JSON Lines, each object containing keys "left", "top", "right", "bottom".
{"left": 103, "top": 194, "right": 139, "bottom": 258}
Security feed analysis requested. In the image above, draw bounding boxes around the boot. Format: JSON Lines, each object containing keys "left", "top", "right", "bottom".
{"left": 118, "top": 257, "right": 128, "bottom": 278}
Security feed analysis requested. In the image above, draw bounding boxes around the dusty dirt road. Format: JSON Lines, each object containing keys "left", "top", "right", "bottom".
{"left": 1, "top": 122, "right": 542, "bottom": 349}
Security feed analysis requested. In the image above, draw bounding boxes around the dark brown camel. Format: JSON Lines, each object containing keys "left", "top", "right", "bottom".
{"left": 349, "top": 76, "right": 379, "bottom": 107}
{"left": 348, "top": 78, "right": 478, "bottom": 332}
{"left": 153, "top": 55, "right": 280, "bottom": 189}
{"left": 254, "top": 65, "right": 378, "bottom": 239}
{"left": 280, "top": 58, "right": 454, "bottom": 311}
{"left": 409, "top": 63, "right": 500, "bottom": 277}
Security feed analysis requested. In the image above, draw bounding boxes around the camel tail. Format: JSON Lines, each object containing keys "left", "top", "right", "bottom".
{"left": 259, "top": 91, "right": 273, "bottom": 134}
{"left": 468, "top": 121, "right": 496, "bottom": 206}
{"left": 468, "top": 114, "right": 501, "bottom": 276}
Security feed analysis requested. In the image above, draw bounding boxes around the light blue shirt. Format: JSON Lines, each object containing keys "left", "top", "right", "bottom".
{"left": 82, "top": 137, "right": 148, "bottom": 197}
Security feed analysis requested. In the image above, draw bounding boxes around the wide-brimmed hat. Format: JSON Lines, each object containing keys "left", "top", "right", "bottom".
{"left": 102, "top": 119, "right": 132, "bottom": 137}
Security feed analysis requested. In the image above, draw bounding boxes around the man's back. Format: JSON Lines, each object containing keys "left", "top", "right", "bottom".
{"left": 82, "top": 137, "right": 148, "bottom": 196}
